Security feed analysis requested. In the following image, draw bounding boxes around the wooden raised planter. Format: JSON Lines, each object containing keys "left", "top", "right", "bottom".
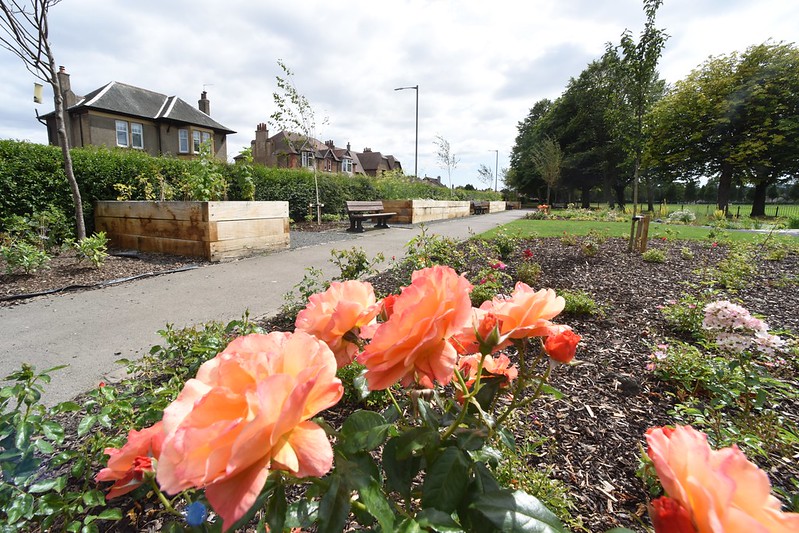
{"left": 95, "top": 201, "right": 289, "bottom": 262}
{"left": 380, "top": 199, "right": 470, "bottom": 224}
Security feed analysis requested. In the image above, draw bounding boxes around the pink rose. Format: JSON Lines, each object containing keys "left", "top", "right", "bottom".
{"left": 357, "top": 265, "right": 473, "bottom": 390}
{"left": 96, "top": 422, "right": 164, "bottom": 499}
{"left": 295, "top": 280, "right": 381, "bottom": 367}
{"left": 646, "top": 425, "right": 799, "bottom": 532}
{"left": 156, "top": 332, "right": 343, "bottom": 531}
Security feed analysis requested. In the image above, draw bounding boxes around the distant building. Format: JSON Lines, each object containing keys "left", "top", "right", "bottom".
{"left": 246, "top": 124, "right": 400, "bottom": 176}
{"left": 39, "top": 67, "right": 234, "bottom": 160}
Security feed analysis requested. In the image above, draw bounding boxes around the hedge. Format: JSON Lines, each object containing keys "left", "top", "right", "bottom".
{"left": 0, "top": 140, "right": 501, "bottom": 237}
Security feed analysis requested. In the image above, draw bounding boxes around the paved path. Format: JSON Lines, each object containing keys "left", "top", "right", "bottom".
{"left": 0, "top": 210, "right": 528, "bottom": 406}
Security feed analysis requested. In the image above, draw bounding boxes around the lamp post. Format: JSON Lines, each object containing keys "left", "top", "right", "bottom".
{"left": 394, "top": 85, "right": 418, "bottom": 178}
{"left": 490, "top": 149, "right": 499, "bottom": 191}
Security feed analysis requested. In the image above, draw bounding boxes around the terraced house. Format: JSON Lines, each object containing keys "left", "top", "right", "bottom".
{"left": 39, "top": 67, "right": 235, "bottom": 160}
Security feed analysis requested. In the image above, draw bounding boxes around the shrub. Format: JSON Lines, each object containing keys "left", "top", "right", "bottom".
{"left": 329, "top": 247, "right": 384, "bottom": 281}
{"left": 680, "top": 246, "right": 694, "bottom": 260}
{"left": 516, "top": 261, "right": 542, "bottom": 286}
{"left": 642, "top": 248, "right": 666, "bottom": 263}
{"left": 788, "top": 216, "right": 799, "bottom": 230}
{"left": 667, "top": 210, "right": 696, "bottom": 224}
{"left": 0, "top": 241, "right": 50, "bottom": 274}
{"left": 659, "top": 291, "right": 716, "bottom": 340}
{"left": 73, "top": 232, "right": 109, "bottom": 268}
{"left": 560, "top": 289, "right": 602, "bottom": 316}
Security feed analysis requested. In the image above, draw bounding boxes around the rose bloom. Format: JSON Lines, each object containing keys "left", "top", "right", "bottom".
{"left": 156, "top": 332, "right": 343, "bottom": 530}
{"left": 649, "top": 496, "right": 696, "bottom": 533}
{"left": 357, "top": 265, "right": 473, "bottom": 390}
{"left": 450, "top": 308, "right": 504, "bottom": 356}
{"left": 295, "top": 280, "right": 381, "bottom": 367}
{"left": 96, "top": 421, "right": 164, "bottom": 499}
{"left": 646, "top": 425, "right": 799, "bottom": 533}
{"left": 482, "top": 283, "right": 565, "bottom": 340}
{"left": 544, "top": 325, "right": 581, "bottom": 363}
{"left": 458, "top": 353, "right": 518, "bottom": 390}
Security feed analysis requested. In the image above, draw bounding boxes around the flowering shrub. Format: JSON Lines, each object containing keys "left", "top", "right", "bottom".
{"left": 96, "top": 266, "right": 582, "bottom": 531}
{"left": 645, "top": 425, "right": 799, "bottom": 532}
{"left": 703, "top": 300, "right": 785, "bottom": 357}
{"left": 667, "top": 210, "right": 696, "bottom": 224}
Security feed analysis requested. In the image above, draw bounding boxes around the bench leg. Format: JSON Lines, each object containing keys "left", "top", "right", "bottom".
{"left": 375, "top": 219, "right": 390, "bottom": 229}
{"left": 347, "top": 218, "right": 365, "bottom": 233}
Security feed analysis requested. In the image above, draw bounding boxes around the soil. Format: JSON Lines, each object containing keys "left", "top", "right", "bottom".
{"left": 3, "top": 231, "right": 798, "bottom": 531}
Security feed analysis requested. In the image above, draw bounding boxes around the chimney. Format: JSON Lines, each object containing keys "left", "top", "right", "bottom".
{"left": 57, "top": 66, "right": 77, "bottom": 108}
{"left": 199, "top": 91, "right": 210, "bottom": 115}
{"left": 346, "top": 142, "right": 351, "bottom": 152}
{"left": 253, "top": 123, "right": 270, "bottom": 164}
{"left": 363, "top": 147, "right": 371, "bottom": 152}
{"left": 325, "top": 140, "right": 334, "bottom": 148}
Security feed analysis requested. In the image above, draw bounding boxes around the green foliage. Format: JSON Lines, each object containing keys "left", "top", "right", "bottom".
{"left": 1, "top": 240, "right": 50, "bottom": 274}
{"left": 491, "top": 228, "right": 522, "bottom": 260}
{"left": 705, "top": 244, "right": 756, "bottom": 290}
{"left": 470, "top": 267, "right": 513, "bottom": 307}
{"left": 72, "top": 232, "right": 109, "bottom": 268}
{"left": 179, "top": 141, "right": 228, "bottom": 200}
{"left": 559, "top": 232, "right": 578, "bottom": 246}
{"left": 516, "top": 261, "right": 542, "bottom": 286}
{"left": 402, "top": 226, "right": 467, "bottom": 273}
{"left": 668, "top": 210, "right": 696, "bottom": 224}
{"left": 641, "top": 248, "right": 666, "bottom": 263}
{"left": 336, "top": 363, "right": 391, "bottom": 410}
{"left": 659, "top": 290, "right": 716, "bottom": 340}
{"left": 560, "top": 289, "right": 603, "bottom": 316}
{"left": 330, "top": 247, "right": 384, "bottom": 281}
{"left": 680, "top": 246, "right": 694, "bottom": 260}
{"left": 788, "top": 216, "right": 799, "bottom": 230}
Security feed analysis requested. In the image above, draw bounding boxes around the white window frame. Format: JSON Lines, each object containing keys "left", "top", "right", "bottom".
{"left": 342, "top": 158, "right": 352, "bottom": 173}
{"left": 192, "top": 130, "right": 201, "bottom": 153}
{"left": 302, "top": 151, "right": 315, "bottom": 168}
{"left": 178, "top": 129, "right": 189, "bottom": 153}
{"left": 115, "top": 120, "right": 129, "bottom": 147}
{"left": 131, "top": 123, "right": 144, "bottom": 149}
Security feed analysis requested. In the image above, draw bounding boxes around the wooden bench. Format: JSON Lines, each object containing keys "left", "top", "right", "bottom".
{"left": 345, "top": 201, "right": 397, "bottom": 233}
{"left": 471, "top": 200, "right": 490, "bottom": 215}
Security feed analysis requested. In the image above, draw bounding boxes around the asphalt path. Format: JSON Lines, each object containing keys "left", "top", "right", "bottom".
{"left": 0, "top": 209, "right": 528, "bottom": 406}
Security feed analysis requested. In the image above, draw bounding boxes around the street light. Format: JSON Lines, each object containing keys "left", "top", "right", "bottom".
{"left": 490, "top": 149, "right": 499, "bottom": 191}
{"left": 394, "top": 85, "right": 418, "bottom": 178}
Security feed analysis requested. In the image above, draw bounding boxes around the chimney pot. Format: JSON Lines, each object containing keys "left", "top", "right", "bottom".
{"left": 198, "top": 91, "right": 210, "bottom": 115}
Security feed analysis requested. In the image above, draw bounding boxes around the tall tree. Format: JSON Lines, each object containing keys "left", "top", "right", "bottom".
{"left": 612, "top": 0, "right": 668, "bottom": 214}
{"left": 508, "top": 99, "right": 551, "bottom": 197}
{"left": 1, "top": 0, "right": 85, "bottom": 239}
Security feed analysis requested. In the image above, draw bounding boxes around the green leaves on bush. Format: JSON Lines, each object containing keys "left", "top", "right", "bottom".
{"left": 1, "top": 240, "right": 50, "bottom": 274}
{"left": 73, "top": 232, "right": 109, "bottom": 268}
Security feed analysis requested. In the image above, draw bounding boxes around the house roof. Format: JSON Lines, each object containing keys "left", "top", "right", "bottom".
{"left": 65, "top": 81, "right": 235, "bottom": 133}
{"left": 357, "top": 149, "right": 401, "bottom": 172}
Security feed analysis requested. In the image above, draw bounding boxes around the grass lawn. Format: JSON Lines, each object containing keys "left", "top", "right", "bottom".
{"left": 481, "top": 218, "right": 799, "bottom": 244}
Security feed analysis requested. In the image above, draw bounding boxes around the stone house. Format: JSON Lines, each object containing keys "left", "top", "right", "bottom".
{"left": 40, "top": 67, "right": 235, "bottom": 160}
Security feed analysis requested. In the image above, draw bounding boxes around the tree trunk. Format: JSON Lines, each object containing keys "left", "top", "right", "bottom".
{"left": 545, "top": 184, "right": 551, "bottom": 205}
{"left": 750, "top": 180, "right": 769, "bottom": 217}
{"left": 716, "top": 161, "right": 733, "bottom": 215}
{"left": 614, "top": 184, "right": 626, "bottom": 209}
{"left": 581, "top": 184, "right": 591, "bottom": 208}
{"left": 644, "top": 172, "right": 655, "bottom": 212}
{"left": 48, "top": 56, "right": 86, "bottom": 240}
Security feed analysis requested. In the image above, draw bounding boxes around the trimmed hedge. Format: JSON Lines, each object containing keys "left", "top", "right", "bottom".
{"left": 1, "top": 140, "right": 501, "bottom": 237}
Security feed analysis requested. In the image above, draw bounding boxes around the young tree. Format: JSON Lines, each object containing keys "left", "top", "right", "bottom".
{"left": 476, "top": 163, "right": 494, "bottom": 189}
{"left": 530, "top": 136, "right": 562, "bottom": 204}
{"left": 612, "top": 0, "right": 668, "bottom": 214}
{"left": 269, "top": 59, "right": 327, "bottom": 224}
{"left": 434, "top": 135, "right": 459, "bottom": 194}
{"left": 1, "top": 0, "right": 86, "bottom": 239}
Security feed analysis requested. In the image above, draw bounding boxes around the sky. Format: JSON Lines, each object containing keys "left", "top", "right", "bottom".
{"left": 2, "top": 0, "right": 798, "bottom": 189}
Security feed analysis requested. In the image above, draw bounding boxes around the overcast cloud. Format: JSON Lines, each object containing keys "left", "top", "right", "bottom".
{"left": 2, "top": 0, "right": 797, "bottom": 188}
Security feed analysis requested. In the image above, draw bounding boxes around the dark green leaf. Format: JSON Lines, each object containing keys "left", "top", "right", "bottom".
{"left": 317, "top": 475, "right": 351, "bottom": 533}
{"left": 82, "top": 489, "right": 106, "bottom": 507}
{"left": 455, "top": 427, "right": 488, "bottom": 451}
{"left": 415, "top": 508, "right": 463, "bottom": 532}
{"left": 14, "top": 421, "right": 33, "bottom": 450}
{"left": 498, "top": 427, "right": 516, "bottom": 452}
{"left": 161, "top": 522, "right": 186, "bottom": 533}
{"left": 77, "top": 415, "right": 97, "bottom": 437}
{"left": 539, "top": 383, "right": 564, "bottom": 400}
{"left": 422, "top": 447, "right": 470, "bottom": 513}
{"left": 395, "top": 426, "right": 440, "bottom": 458}
{"left": 471, "top": 462, "right": 501, "bottom": 495}
{"left": 80, "top": 523, "right": 100, "bottom": 533}
{"left": 416, "top": 397, "right": 441, "bottom": 428}
{"left": 34, "top": 438, "right": 55, "bottom": 454}
{"left": 265, "top": 480, "right": 286, "bottom": 533}
{"left": 285, "top": 499, "right": 318, "bottom": 529}
{"left": 339, "top": 410, "right": 389, "bottom": 453}
{"left": 95, "top": 508, "right": 123, "bottom": 521}
{"left": 28, "top": 477, "right": 60, "bottom": 493}
{"left": 471, "top": 489, "right": 567, "bottom": 532}
{"left": 357, "top": 480, "right": 394, "bottom": 532}
{"left": 6, "top": 492, "right": 34, "bottom": 524}
{"left": 383, "top": 437, "right": 421, "bottom": 500}
{"left": 352, "top": 369, "right": 371, "bottom": 400}
{"left": 395, "top": 517, "right": 423, "bottom": 533}
{"left": 41, "top": 420, "right": 66, "bottom": 442}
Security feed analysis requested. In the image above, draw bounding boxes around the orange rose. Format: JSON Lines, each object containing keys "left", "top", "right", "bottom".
{"left": 451, "top": 308, "right": 504, "bottom": 356}
{"left": 156, "top": 332, "right": 343, "bottom": 531}
{"left": 357, "top": 265, "right": 473, "bottom": 390}
{"left": 646, "top": 425, "right": 799, "bottom": 533}
{"left": 543, "top": 326, "right": 581, "bottom": 363}
{"left": 458, "top": 353, "right": 518, "bottom": 390}
{"left": 481, "top": 283, "right": 564, "bottom": 340}
{"left": 95, "top": 421, "right": 164, "bottom": 499}
{"left": 295, "top": 280, "right": 381, "bottom": 367}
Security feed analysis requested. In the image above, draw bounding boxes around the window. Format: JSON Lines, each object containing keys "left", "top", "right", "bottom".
{"left": 131, "top": 123, "right": 144, "bottom": 149}
{"left": 302, "top": 151, "right": 315, "bottom": 168}
{"left": 201, "top": 132, "right": 211, "bottom": 146}
{"left": 193, "top": 131, "right": 201, "bottom": 153}
{"left": 179, "top": 129, "right": 189, "bottom": 153}
{"left": 342, "top": 158, "right": 352, "bottom": 173}
{"left": 115, "top": 120, "right": 128, "bottom": 147}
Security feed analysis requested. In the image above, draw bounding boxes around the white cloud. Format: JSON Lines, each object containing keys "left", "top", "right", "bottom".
{"left": 2, "top": 0, "right": 797, "bottom": 188}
